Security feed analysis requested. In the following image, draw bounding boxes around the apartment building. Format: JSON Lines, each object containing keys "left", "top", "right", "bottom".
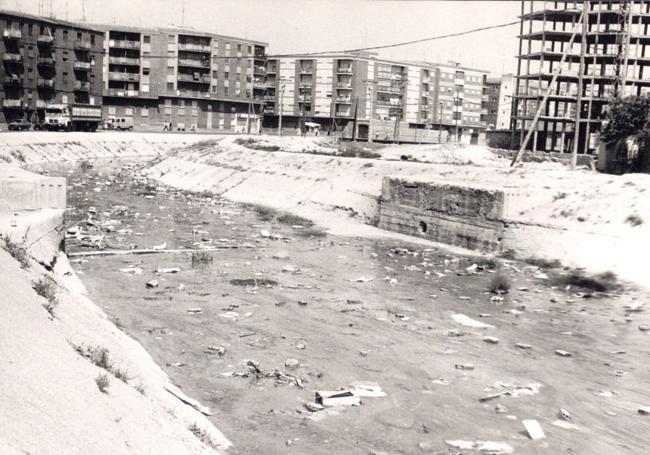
{"left": 98, "top": 25, "right": 268, "bottom": 130}
{"left": 484, "top": 73, "right": 514, "bottom": 130}
{"left": 0, "top": 10, "right": 103, "bottom": 126}
{"left": 514, "top": 0, "right": 650, "bottom": 154}
{"left": 264, "top": 53, "right": 488, "bottom": 144}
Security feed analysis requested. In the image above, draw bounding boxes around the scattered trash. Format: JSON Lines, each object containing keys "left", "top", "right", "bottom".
{"left": 315, "top": 391, "right": 362, "bottom": 407}
{"left": 259, "top": 229, "right": 271, "bottom": 238}
{"left": 639, "top": 324, "right": 650, "bottom": 332}
{"left": 483, "top": 336, "right": 499, "bottom": 344}
{"left": 558, "top": 408, "right": 572, "bottom": 420}
{"left": 452, "top": 314, "right": 494, "bottom": 329}
{"left": 522, "top": 419, "right": 546, "bottom": 440}
{"left": 495, "top": 404, "right": 508, "bottom": 413}
{"left": 552, "top": 420, "right": 579, "bottom": 430}
{"left": 555, "top": 349, "right": 573, "bottom": 357}
{"left": 157, "top": 267, "right": 180, "bottom": 274}
{"left": 352, "top": 277, "right": 373, "bottom": 283}
{"left": 152, "top": 242, "right": 167, "bottom": 250}
{"left": 119, "top": 266, "right": 143, "bottom": 275}
{"left": 638, "top": 406, "right": 650, "bottom": 416}
{"left": 445, "top": 440, "right": 513, "bottom": 454}
{"left": 479, "top": 383, "right": 542, "bottom": 402}
{"left": 284, "top": 358, "right": 300, "bottom": 370}
{"left": 187, "top": 308, "right": 202, "bottom": 314}
{"left": 145, "top": 279, "right": 159, "bottom": 288}
{"left": 455, "top": 363, "right": 475, "bottom": 371}
{"left": 515, "top": 343, "right": 533, "bottom": 350}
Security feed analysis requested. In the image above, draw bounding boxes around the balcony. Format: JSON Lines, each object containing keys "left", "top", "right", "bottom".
{"left": 336, "top": 83, "right": 352, "bottom": 89}
{"left": 108, "top": 72, "right": 140, "bottom": 82}
{"left": 37, "top": 34, "right": 54, "bottom": 44}
{"left": 74, "top": 81, "right": 90, "bottom": 91}
{"left": 3, "top": 29, "right": 21, "bottom": 40}
{"left": 299, "top": 67, "right": 313, "bottom": 74}
{"left": 3, "top": 53, "right": 22, "bottom": 63}
{"left": 336, "top": 97, "right": 352, "bottom": 104}
{"left": 254, "top": 66, "right": 266, "bottom": 75}
{"left": 108, "top": 56, "right": 141, "bottom": 66}
{"left": 178, "top": 42, "right": 211, "bottom": 53}
{"left": 299, "top": 82, "right": 313, "bottom": 88}
{"left": 110, "top": 39, "right": 140, "bottom": 49}
{"left": 3, "top": 75, "right": 23, "bottom": 85}
{"left": 74, "top": 40, "right": 91, "bottom": 50}
{"left": 299, "top": 95, "right": 312, "bottom": 102}
{"left": 2, "top": 99, "right": 23, "bottom": 108}
{"left": 177, "top": 73, "right": 211, "bottom": 84}
{"left": 105, "top": 88, "right": 140, "bottom": 97}
{"left": 254, "top": 50, "right": 267, "bottom": 60}
{"left": 73, "top": 61, "right": 92, "bottom": 71}
{"left": 335, "top": 110, "right": 352, "bottom": 117}
{"left": 263, "top": 107, "right": 275, "bottom": 114}
{"left": 36, "top": 100, "right": 48, "bottom": 108}
{"left": 37, "top": 78, "right": 55, "bottom": 88}
{"left": 266, "top": 66, "right": 277, "bottom": 74}
{"left": 178, "top": 58, "right": 210, "bottom": 68}
{"left": 37, "top": 57, "right": 55, "bottom": 67}
{"left": 264, "top": 94, "right": 276, "bottom": 101}
{"left": 337, "top": 67, "right": 353, "bottom": 74}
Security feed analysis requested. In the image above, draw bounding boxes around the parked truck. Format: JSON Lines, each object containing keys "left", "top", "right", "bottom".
{"left": 44, "top": 104, "right": 102, "bottom": 131}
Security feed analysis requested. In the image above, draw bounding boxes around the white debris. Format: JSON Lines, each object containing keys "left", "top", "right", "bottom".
{"left": 152, "top": 242, "right": 167, "bottom": 250}
{"left": 445, "top": 440, "right": 513, "bottom": 454}
{"left": 259, "top": 229, "right": 271, "bottom": 238}
{"left": 452, "top": 314, "right": 495, "bottom": 329}
{"left": 119, "top": 266, "right": 143, "bottom": 275}
{"left": 638, "top": 406, "right": 650, "bottom": 415}
{"left": 555, "top": 349, "right": 573, "bottom": 357}
{"left": 349, "top": 381, "right": 386, "bottom": 398}
{"left": 483, "top": 336, "right": 499, "bottom": 344}
{"left": 522, "top": 419, "right": 546, "bottom": 440}
{"left": 157, "top": 267, "right": 180, "bottom": 274}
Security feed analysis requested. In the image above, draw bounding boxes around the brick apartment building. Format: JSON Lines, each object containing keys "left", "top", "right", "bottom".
{"left": 96, "top": 24, "right": 268, "bottom": 131}
{"left": 264, "top": 53, "right": 489, "bottom": 144}
{"left": 0, "top": 10, "right": 104, "bottom": 125}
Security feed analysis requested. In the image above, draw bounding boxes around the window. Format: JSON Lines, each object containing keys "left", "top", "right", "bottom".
{"left": 62, "top": 95, "right": 68, "bottom": 103}
{"left": 143, "top": 35, "right": 151, "bottom": 43}
{"left": 167, "top": 82, "right": 174, "bottom": 90}
{"left": 125, "top": 107, "right": 133, "bottom": 116}
{"left": 223, "top": 87, "right": 229, "bottom": 95}
{"left": 168, "top": 34, "right": 176, "bottom": 43}
{"left": 179, "top": 99, "right": 185, "bottom": 107}
{"left": 63, "top": 30, "right": 68, "bottom": 40}
{"left": 28, "top": 24, "right": 33, "bottom": 36}
{"left": 143, "top": 68, "right": 150, "bottom": 75}
{"left": 91, "top": 35, "right": 95, "bottom": 45}
{"left": 247, "top": 45, "right": 252, "bottom": 54}
{"left": 237, "top": 44, "right": 241, "bottom": 51}
{"left": 141, "top": 107, "right": 149, "bottom": 117}
{"left": 77, "top": 32, "right": 82, "bottom": 39}
{"left": 108, "top": 106, "right": 116, "bottom": 115}
{"left": 213, "top": 70, "right": 217, "bottom": 78}
{"left": 224, "top": 71, "right": 229, "bottom": 79}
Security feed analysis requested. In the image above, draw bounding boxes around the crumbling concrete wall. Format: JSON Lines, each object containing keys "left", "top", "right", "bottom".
{"left": 0, "top": 165, "right": 66, "bottom": 212}
{"left": 378, "top": 177, "right": 507, "bottom": 251}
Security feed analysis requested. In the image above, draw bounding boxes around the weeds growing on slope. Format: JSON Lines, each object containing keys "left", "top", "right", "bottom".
{"left": 191, "top": 250, "right": 213, "bottom": 267}
{"left": 32, "top": 277, "right": 58, "bottom": 316}
{"left": 488, "top": 270, "right": 511, "bottom": 294}
{"left": 550, "top": 269, "right": 620, "bottom": 292}
{"left": 95, "top": 373, "right": 111, "bottom": 393}
{"left": 3, "top": 235, "right": 30, "bottom": 269}
{"left": 188, "top": 423, "right": 218, "bottom": 448}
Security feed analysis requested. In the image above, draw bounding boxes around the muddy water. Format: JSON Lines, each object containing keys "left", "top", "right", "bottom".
{"left": 55, "top": 161, "right": 650, "bottom": 455}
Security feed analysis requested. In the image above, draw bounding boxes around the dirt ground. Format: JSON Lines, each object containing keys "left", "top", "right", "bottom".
{"left": 57, "top": 161, "right": 650, "bottom": 455}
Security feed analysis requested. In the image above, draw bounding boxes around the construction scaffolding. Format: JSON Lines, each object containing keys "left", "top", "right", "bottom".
{"left": 512, "top": 0, "right": 650, "bottom": 155}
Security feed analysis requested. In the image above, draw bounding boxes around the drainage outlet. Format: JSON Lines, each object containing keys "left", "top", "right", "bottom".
{"left": 418, "top": 221, "right": 428, "bottom": 234}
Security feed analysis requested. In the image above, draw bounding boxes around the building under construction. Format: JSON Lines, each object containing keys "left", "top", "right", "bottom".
{"left": 513, "top": 0, "right": 650, "bottom": 154}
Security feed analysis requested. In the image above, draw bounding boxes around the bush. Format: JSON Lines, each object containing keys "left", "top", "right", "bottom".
{"left": 625, "top": 214, "right": 644, "bottom": 227}
{"left": 234, "top": 137, "right": 280, "bottom": 152}
{"left": 188, "top": 423, "right": 217, "bottom": 448}
{"left": 32, "top": 277, "right": 58, "bottom": 315}
{"left": 601, "top": 96, "right": 650, "bottom": 145}
{"left": 488, "top": 271, "right": 511, "bottom": 294}
{"left": 3, "top": 236, "right": 30, "bottom": 269}
{"left": 276, "top": 212, "right": 314, "bottom": 227}
{"left": 551, "top": 270, "right": 619, "bottom": 292}
{"left": 191, "top": 250, "right": 213, "bottom": 267}
{"left": 526, "top": 256, "right": 563, "bottom": 269}
{"left": 241, "top": 203, "right": 278, "bottom": 221}
{"left": 95, "top": 373, "right": 111, "bottom": 393}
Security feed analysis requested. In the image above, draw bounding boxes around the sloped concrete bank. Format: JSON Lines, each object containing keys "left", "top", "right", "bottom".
{"left": 1, "top": 159, "right": 230, "bottom": 453}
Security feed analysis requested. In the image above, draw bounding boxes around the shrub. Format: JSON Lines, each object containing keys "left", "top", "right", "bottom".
{"left": 625, "top": 214, "right": 643, "bottom": 227}
{"left": 241, "top": 203, "right": 278, "bottom": 221}
{"left": 32, "top": 277, "right": 58, "bottom": 315}
{"left": 95, "top": 373, "right": 111, "bottom": 393}
{"left": 475, "top": 257, "right": 499, "bottom": 269}
{"left": 134, "top": 383, "right": 146, "bottom": 395}
{"left": 276, "top": 212, "right": 314, "bottom": 227}
{"left": 191, "top": 250, "right": 213, "bottom": 267}
{"left": 526, "top": 256, "right": 562, "bottom": 269}
{"left": 234, "top": 137, "right": 280, "bottom": 152}
{"left": 188, "top": 423, "right": 217, "bottom": 448}
{"left": 3, "top": 236, "right": 30, "bottom": 269}
{"left": 10, "top": 150, "right": 25, "bottom": 163}
{"left": 292, "top": 227, "right": 328, "bottom": 238}
{"left": 551, "top": 269, "right": 619, "bottom": 292}
{"left": 113, "top": 367, "right": 130, "bottom": 384}
{"left": 488, "top": 271, "right": 511, "bottom": 294}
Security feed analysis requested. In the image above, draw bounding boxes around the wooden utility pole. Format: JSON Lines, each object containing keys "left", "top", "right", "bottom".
{"left": 368, "top": 82, "right": 375, "bottom": 143}
{"left": 351, "top": 97, "right": 359, "bottom": 141}
{"left": 511, "top": 8, "right": 585, "bottom": 166}
{"left": 278, "top": 80, "right": 285, "bottom": 136}
{"left": 571, "top": 1, "right": 589, "bottom": 170}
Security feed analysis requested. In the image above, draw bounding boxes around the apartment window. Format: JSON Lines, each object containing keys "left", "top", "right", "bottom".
{"left": 91, "top": 34, "right": 95, "bottom": 45}
{"left": 247, "top": 45, "right": 252, "bottom": 55}
{"left": 28, "top": 24, "right": 33, "bottom": 36}
{"left": 237, "top": 43, "right": 241, "bottom": 52}
{"left": 211, "top": 85, "right": 217, "bottom": 93}
{"left": 108, "top": 106, "right": 116, "bottom": 115}
{"left": 39, "top": 25, "right": 45, "bottom": 34}
{"left": 223, "top": 87, "right": 229, "bottom": 95}
{"left": 143, "top": 36, "right": 151, "bottom": 44}
{"left": 167, "top": 82, "right": 174, "bottom": 90}
{"left": 62, "top": 71, "right": 68, "bottom": 82}
{"left": 178, "top": 99, "right": 185, "bottom": 107}
{"left": 62, "top": 95, "right": 68, "bottom": 104}
{"left": 125, "top": 107, "right": 133, "bottom": 116}
{"left": 224, "top": 71, "right": 229, "bottom": 79}
{"left": 77, "top": 31, "right": 82, "bottom": 40}
{"left": 141, "top": 107, "right": 149, "bottom": 117}
{"left": 143, "top": 68, "right": 150, "bottom": 75}
{"left": 168, "top": 34, "right": 176, "bottom": 43}
{"left": 63, "top": 30, "right": 68, "bottom": 40}
{"left": 212, "top": 70, "right": 218, "bottom": 78}
{"left": 167, "top": 65, "right": 174, "bottom": 75}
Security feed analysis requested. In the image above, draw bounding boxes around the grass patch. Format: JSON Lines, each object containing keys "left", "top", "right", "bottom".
{"left": 3, "top": 235, "right": 30, "bottom": 269}
{"left": 234, "top": 137, "right": 280, "bottom": 152}
{"left": 625, "top": 214, "right": 644, "bottom": 227}
{"left": 338, "top": 148, "right": 381, "bottom": 159}
{"left": 276, "top": 212, "right": 314, "bottom": 227}
{"left": 188, "top": 423, "right": 218, "bottom": 449}
{"left": 95, "top": 373, "right": 111, "bottom": 393}
{"left": 230, "top": 278, "right": 278, "bottom": 287}
{"left": 71, "top": 343, "right": 131, "bottom": 384}
{"left": 550, "top": 269, "right": 619, "bottom": 292}
{"left": 475, "top": 256, "right": 499, "bottom": 270}
{"left": 186, "top": 189, "right": 213, "bottom": 199}
{"left": 526, "top": 256, "right": 562, "bottom": 269}
{"left": 191, "top": 250, "right": 214, "bottom": 267}
{"left": 488, "top": 270, "right": 511, "bottom": 294}
{"left": 241, "top": 203, "right": 279, "bottom": 222}
{"left": 32, "top": 277, "right": 58, "bottom": 316}
{"left": 10, "top": 150, "right": 25, "bottom": 163}
{"left": 292, "top": 227, "right": 328, "bottom": 238}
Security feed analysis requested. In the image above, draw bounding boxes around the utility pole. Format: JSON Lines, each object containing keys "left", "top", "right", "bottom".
{"left": 278, "top": 80, "right": 285, "bottom": 136}
{"left": 571, "top": 0, "right": 588, "bottom": 170}
{"left": 367, "top": 82, "right": 375, "bottom": 143}
{"left": 454, "top": 85, "right": 460, "bottom": 143}
{"left": 439, "top": 101, "right": 443, "bottom": 143}
{"left": 247, "top": 82, "right": 253, "bottom": 135}
{"left": 352, "top": 97, "right": 359, "bottom": 141}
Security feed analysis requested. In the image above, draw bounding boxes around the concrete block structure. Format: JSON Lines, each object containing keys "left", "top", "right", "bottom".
{"left": 485, "top": 73, "right": 514, "bottom": 130}
{"left": 96, "top": 24, "right": 268, "bottom": 131}
{"left": 263, "top": 53, "right": 489, "bottom": 144}
{"left": 0, "top": 10, "right": 104, "bottom": 126}
{"left": 514, "top": 0, "right": 650, "bottom": 154}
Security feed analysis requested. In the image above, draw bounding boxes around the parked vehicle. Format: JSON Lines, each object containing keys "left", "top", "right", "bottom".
{"left": 7, "top": 120, "right": 32, "bottom": 131}
{"left": 44, "top": 104, "right": 102, "bottom": 131}
{"left": 111, "top": 117, "right": 134, "bottom": 131}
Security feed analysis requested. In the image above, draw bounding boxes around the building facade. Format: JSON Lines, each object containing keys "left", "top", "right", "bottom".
{"left": 484, "top": 73, "right": 514, "bottom": 130}
{"left": 514, "top": 0, "right": 650, "bottom": 154}
{"left": 98, "top": 25, "right": 268, "bottom": 131}
{"left": 0, "top": 10, "right": 104, "bottom": 126}
{"left": 484, "top": 77, "right": 501, "bottom": 129}
{"left": 263, "top": 53, "right": 488, "bottom": 144}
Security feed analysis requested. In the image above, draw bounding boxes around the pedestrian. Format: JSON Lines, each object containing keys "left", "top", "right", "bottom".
{"left": 162, "top": 122, "right": 169, "bottom": 131}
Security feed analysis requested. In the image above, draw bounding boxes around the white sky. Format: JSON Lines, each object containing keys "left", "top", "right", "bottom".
{"left": 2, "top": 0, "right": 522, "bottom": 76}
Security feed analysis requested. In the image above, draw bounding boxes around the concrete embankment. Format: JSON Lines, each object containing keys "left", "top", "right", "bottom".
{"left": 0, "top": 150, "right": 230, "bottom": 454}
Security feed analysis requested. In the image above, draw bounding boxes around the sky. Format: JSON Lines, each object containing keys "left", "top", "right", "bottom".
{"left": 1, "top": 0, "right": 523, "bottom": 76}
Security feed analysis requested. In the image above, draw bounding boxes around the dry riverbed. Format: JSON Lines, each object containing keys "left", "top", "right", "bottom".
{"left": 56, "top": 160, "right": 650, "bottom": 454}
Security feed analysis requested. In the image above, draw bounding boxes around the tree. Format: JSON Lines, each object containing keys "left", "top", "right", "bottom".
{"left": 600, "top": 96, "right": 650, "bottom": 145}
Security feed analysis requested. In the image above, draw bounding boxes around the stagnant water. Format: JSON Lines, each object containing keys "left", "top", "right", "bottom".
{"left": 49, "top": 160, "right": 650, "bottom": 455}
